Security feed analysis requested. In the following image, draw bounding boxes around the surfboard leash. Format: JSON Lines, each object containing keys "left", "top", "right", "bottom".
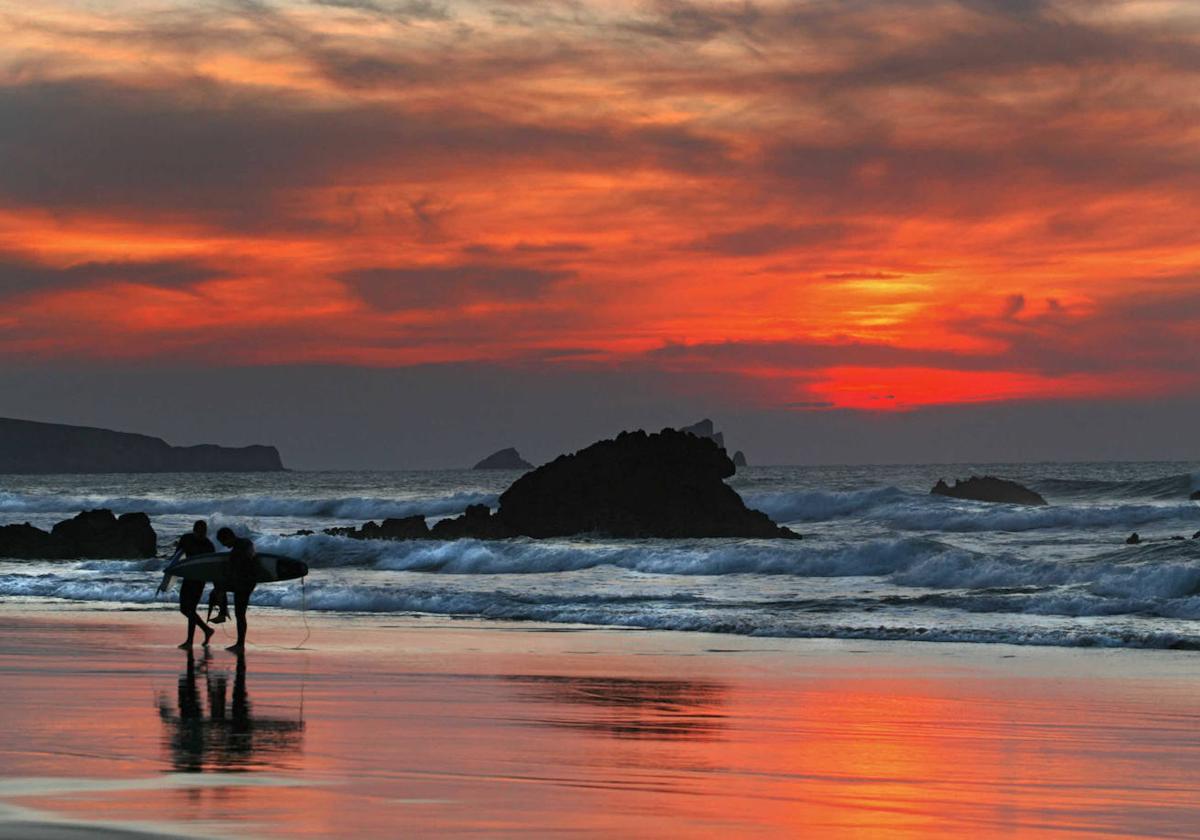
{"left": 292, "top": 574, "right": 312, "bottom": 650}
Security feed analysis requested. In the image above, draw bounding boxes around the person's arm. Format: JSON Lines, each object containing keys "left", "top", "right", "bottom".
{"left": 157, "top": 545, "right": 185, "bottom": 594}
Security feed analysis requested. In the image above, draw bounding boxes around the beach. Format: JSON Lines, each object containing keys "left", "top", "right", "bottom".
{"left": 2, "top": 603, "right": 1199, "bottom": 838}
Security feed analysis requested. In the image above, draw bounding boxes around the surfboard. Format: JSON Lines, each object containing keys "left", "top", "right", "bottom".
{"left": 165, "top": 551, "right": 308, "bottom": 587}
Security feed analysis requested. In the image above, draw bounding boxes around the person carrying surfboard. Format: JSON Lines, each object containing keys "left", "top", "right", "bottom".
{"left": 216, "top": 527, "right": 258, "bottom": 653}
{"left": 158, "top": 520, "right": 217, "bottom": 649}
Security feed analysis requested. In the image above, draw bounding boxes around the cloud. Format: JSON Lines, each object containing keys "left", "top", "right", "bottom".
{"left": 688, "top": 223, "right": 852, "bottom": 256}
{"left": 0, "top": 255, "right": 222, "bottom": 298}
{"left": 0, "top": 78, "right": 731, "bottom": 229}
{"left": 340, "top": 263, "right": 573, "bottom": 310}
{"left": 462, "top": 241, "right": 592, "bottom": 256}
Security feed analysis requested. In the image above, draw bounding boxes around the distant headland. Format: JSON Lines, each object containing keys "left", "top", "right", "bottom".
{"left": 0, "top": 417, "right": 284, "bottom": 473}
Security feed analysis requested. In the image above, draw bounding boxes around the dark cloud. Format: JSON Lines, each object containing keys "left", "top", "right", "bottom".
{"left": 650, "top": 339, "right": 997, "bottom": 372}
{"left": 620, "top": 0, "right": 762, "bottom": 43}
{"left": 462, "top": 241, "right": 592, "bottom": 256}
{"left": 0, "top": 78, "right": 731, "bottom": 228}
{"left": 341, "top": 263, "right": 573, "bottom": 310}
{"left": 689, "top": 223, "right": 852, "bottom": 256}
{"left": 0, "top": 256, "right": 222, "bottom": 298}
{"left": 308, "top": 0, "right": 451, "bottom": 23}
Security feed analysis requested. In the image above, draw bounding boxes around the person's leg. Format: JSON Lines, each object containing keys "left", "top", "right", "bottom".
{"left": 178, "top": 581, "right": 212, "bottom": 648}
{"left": 226, "top": 586, "right": 253, "bottom": 652}
{"left": 207, "top": 586, "right": 229, "bottom": 623}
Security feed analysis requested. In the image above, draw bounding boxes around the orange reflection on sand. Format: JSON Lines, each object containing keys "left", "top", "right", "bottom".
{"left": 3, "top": 613, "right": 1200, "bottom": 837}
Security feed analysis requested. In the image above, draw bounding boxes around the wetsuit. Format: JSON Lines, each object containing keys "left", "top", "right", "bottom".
{"left": 226, "top": 536, "right": 258, "bottom": 650}
{"left": 176, "top": 532, "right": 215, "bottom": 619}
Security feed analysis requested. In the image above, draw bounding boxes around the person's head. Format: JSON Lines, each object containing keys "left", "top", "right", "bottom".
{"left": 216, "top": 526, "right": 236, "bottom": 547}
{"left": 192, "top": 520, "right": 207, "bottom": 536}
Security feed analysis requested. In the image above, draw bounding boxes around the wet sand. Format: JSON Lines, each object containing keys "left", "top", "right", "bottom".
{"left": 1, "top": 602, "right": 1200, "bottom": 838}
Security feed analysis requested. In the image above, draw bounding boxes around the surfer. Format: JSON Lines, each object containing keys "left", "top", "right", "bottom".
{"left": 160, "top": 520, "right": 217, "bottom": 649}
{"left": 216, "top": 527, "right": 257, "bottom": 653}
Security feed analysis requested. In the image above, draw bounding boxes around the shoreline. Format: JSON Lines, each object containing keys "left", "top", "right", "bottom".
{"left": 3, "top": 602, "right": 1200, "bottom": 837}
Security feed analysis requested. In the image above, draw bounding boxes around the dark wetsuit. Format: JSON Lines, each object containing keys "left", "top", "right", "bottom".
{"left": 226, "top": 536, "right": 257, "bottom": 649}
{"left": 176, "top": 533, "right": 215, "bottom": 618}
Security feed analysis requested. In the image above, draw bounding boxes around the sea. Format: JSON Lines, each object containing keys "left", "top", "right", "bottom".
{"left": 2, "top": 462, "right": 1200, "bottom": 650}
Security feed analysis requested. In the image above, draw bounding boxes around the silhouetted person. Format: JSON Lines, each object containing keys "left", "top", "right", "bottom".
{"left": 159, "top": 520, "right": 216, "bottom": 648}
{"left": 216, "top": 527, "right": 257, "bottom": 653}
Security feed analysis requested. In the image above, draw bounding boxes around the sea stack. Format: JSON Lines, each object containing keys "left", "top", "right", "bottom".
{"left": 472, "top": 447, "right": 533, "bottom": 470}
{"left": 676, "top": 419, "right": 749, "bottom": 470}
{"left": 491, "top": 428, "right": 796, "bottom": 538}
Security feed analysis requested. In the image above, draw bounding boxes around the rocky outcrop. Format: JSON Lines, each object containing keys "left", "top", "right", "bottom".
{"left": 931, "top": 476, "right": 1047, "bottom": 506}
{"left": 472, "top": 447, "right": 533, "bottom": 470}
{"left": 676, "top": 418, "right": 751, "bottom": 471}
{"left": 1190, "top": 490, "right": 1200, "bottom": 501}
{"left": 492, "top": 428, "right": 796, "bottom": 538}
{"left": 0, "top": 417, "right": 284, "bottom": 473}
{"left": 325, "top": 516, "right": 430, "bottom": 541}
{"left": 430, "top": 504, "right": 515, "bottom": 539}
{"left": 678, "top": 419, "right": 725, "bottom": 451}
{"left": 328, "top": 428, "right": 795, "bottom": 541}
{"left": 0, "top": 509, "right": 157, "bottom": 558}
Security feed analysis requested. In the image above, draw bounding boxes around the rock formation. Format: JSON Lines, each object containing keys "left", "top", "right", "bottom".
{"left": 490, "top": 428, "right": 795, "bottom": 538}
{"left": 0, "top": 417, "right": 284, "bottom": 473}
{"left": 676, "top": 418, "right": 752, "bottom": 470}
{"left": 472, "top": 447, "right": 533, "bottom": 470}
{"left": 0, "top": 509, "right": 157, "bottom": 558}
{"left": 430, "top": 504, "right": 515, "bottom": 539}
{"left": 1190, "top": 490, "right": 1200, "bottom": 501}
{"left": 330, "top": 428, "right": 795, "bottom": 541}
{"left": 678, "top": 419, "right": 725, "bottom": 450}
{"left": 325, "top": 516, "right": 430, "bottom": 541}
{"left": 931, "top": 476, "right": 1048, "bottom": 506}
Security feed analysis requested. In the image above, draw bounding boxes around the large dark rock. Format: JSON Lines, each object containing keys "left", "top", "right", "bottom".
{"left": 325, "top": 515, "right": 430, "bottom": 541}
{"left": 473, "top": 448, "right": 533, "bottom": 470}
{"left": 931, "top": 476, "right": 1047, "bottom": 506}
{"left": 494, "top": 428, "right": 797, "bottom": 538}
{"left": 1190, "top": 490, "right": 1200, "bottom": 501}
{"left": 0, "top": 417, "right": 284, "bottom": 473}
{"left": 0, "top": 522, "right": 62, "bottom": 558}
{"left": 0, "top": 509, "right": 157, "bottom": 558}
{"left": 732, "top": 450, "right": 747, "bottom": 468}
{"left": 430, "top": 504, "right": 515, "bottom": 539}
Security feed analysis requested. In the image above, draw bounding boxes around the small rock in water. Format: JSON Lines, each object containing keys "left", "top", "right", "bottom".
{"left": 1126, "top": 532, "right": 1141, "bottom": 545}
{"left": 931, "top": 476, "right": 1047, "bottom": 506}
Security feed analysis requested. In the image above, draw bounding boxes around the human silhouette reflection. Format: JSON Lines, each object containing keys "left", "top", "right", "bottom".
{"left": 158, "top": 650, "right": 304, "bottom": 772}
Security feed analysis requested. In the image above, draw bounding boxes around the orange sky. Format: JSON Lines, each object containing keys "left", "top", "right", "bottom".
{"left": 2, "top": 0, "right": 1199, "bottom": 412}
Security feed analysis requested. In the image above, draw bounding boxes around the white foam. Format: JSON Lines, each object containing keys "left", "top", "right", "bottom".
{"left": 0, "top": 490, "right": 496, "bottom": 520}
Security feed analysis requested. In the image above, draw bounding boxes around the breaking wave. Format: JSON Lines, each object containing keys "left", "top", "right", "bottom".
{"left": 0, "top": 491, "right": 496, "bottom": 520}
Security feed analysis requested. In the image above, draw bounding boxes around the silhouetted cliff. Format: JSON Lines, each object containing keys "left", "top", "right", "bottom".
{"left": 0, "top": 417, "right": 284, "bottom": 473}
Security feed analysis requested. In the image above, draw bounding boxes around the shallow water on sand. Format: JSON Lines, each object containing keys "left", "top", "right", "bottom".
{"left": 2, "top": 608, "right": 1200, "bottom": 838}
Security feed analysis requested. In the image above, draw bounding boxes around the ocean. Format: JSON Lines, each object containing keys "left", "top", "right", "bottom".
{"left": 2, "top": 462, "right": 1199, "bottom": 650}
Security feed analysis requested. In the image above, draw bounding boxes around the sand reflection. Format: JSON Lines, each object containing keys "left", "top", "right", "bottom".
{"left": 156, "top": 652, "right": 305, "bottom": 773}
{"left": 505, "top": 674, "right": 726, "bottom": 740}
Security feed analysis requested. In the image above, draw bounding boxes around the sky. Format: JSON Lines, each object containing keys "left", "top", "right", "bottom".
{"left": 1, "top": 0, "right": 1199, "bottom": 468}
